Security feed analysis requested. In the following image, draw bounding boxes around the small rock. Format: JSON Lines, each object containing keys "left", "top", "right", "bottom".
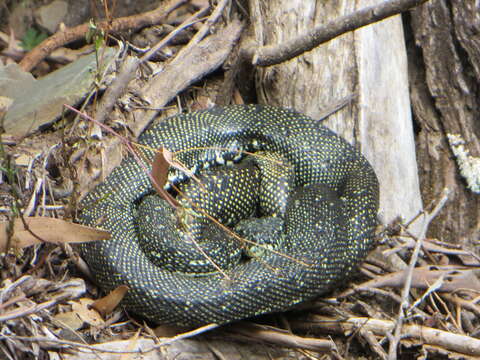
{"left": 35, "top": 0, "right": 68, "bottom": 33}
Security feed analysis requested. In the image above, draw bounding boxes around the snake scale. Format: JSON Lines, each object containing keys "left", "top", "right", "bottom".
{"left": 78, "top": 105, "right": 379, "bottom": 326}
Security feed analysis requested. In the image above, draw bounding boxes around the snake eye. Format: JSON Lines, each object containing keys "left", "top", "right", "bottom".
{"left": 216, "top": 153, "right": 226, "bottom": 165}
{"left": 251, "top": 139, "right": 261, "bottom": 149}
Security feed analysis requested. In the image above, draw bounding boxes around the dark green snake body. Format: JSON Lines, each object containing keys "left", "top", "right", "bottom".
{"left": 78, "top": 105, "right": 379, "bottom": 326}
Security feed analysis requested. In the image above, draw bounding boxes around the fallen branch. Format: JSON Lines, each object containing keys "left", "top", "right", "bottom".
{"left": 18, "top": 0, "right": 187, "bottom": 72}
{"left": 292, "top": 315, "right": 480, "bottom": 357}
{"left": 226, "top": 322, "right": 336, "bottom": 353}
{"left": 245, "top": 0, "right": 429, "bottom": 67}
{"left": 383, "top": 235, "right": 480, "bottom": 264}
{"left": 341, "top": 265, "right": 480, "bottom": 297}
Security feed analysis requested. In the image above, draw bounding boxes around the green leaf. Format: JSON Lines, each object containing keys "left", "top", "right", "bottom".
{"left": 20, "top": 28, "right": 48, "bottom": 51}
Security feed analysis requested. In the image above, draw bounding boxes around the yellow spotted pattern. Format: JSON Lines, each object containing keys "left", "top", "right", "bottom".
{"left": 78, "top": 105, "right": 379, "bottom": 326}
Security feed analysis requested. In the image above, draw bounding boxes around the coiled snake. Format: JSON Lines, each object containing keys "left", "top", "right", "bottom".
{"left": 78, "top": 105, "right": 379, "bottom": 326}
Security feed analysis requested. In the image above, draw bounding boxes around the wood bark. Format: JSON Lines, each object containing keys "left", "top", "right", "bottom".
{"left": 409, "top": 0, "right": 480, "bottom": 244}
{"left": 248, "top": 0, "right": 423, "bottom": 230}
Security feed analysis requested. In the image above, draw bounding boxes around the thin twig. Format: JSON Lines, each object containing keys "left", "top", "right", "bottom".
{"left": 139, "top": 7, "right": 210, "bottom": 64}
{"left": 387, "top": 188, "right": 450, "bottom": 359}
{"left": 0, "top": 294, "right": 71, "bottom": 322}
{"left": 182, "top": 229, "right": 232, "bottom": 280}
{"left": 171, "top": 0, "right": 229, "bottom": 64}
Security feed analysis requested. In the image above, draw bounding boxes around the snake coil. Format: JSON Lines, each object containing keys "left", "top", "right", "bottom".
{"left": 78, "top": 105, "right": 379, "bottom": 326}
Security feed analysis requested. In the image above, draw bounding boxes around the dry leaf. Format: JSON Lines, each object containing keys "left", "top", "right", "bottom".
{"left": 151, "top": 148, "right": 170, "bottom": 190}
{"left": 90, "top": 285, "right": 129, "bottom": 318}
{"left": 14, "top": 153, "right": 34, "bottom": 166}
{"left": 161, "top": 147, "right": 195, "bottom": 179}
{"left": 157, "top": 146, "right": 205, "bottom": 192}
{"left": 71, "top": 298, "right": 105, "bottom": 327}
{"left": 53, "top": 311, "right": 85, "bottom": 331}
{"left": 150, "top": 147, "right": 178, "bottom": 207}
{"left": 0, "top": 217, "right": 111, "bottom": 253}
